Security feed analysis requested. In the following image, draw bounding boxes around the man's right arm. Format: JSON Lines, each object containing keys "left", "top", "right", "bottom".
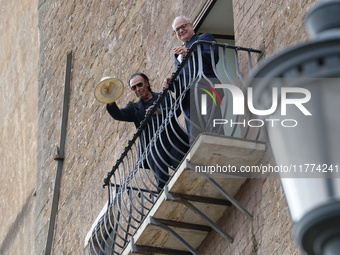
{"left": 106, "top": 102, "right": 135, "bottom": 122}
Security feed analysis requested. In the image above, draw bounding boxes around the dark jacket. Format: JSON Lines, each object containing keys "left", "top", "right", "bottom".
{"left": 106, "top": 92, "right": 188, "bottom": 155}
{"left": 106, "top": 97, "right": 147, "bottom": 129}
{"left": 171, "top": 33, "right": 223, "bottom": 118}
{"left": 174, "top": 33, "right": 219, "bottom": 79}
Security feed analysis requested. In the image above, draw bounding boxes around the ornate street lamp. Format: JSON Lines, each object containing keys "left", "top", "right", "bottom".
{"left": 248, "top": 0, "right": 340, "bottom": 254}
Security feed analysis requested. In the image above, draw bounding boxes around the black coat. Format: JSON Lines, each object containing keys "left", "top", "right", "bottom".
{"left": 174, "top": 33, "right": 219, "bottom": 80}
{"left": 106, "top": 92, "right": 189, "bottom": 164}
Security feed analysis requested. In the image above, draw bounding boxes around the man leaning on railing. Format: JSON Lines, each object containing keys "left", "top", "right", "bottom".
{"left": 163, "top": 15, "right": 224, "bottom": 141}
{"left": 106, "top": 72, "right": 189, "bottom": 191}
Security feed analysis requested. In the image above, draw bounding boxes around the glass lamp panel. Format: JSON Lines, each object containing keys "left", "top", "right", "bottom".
{"left": 266, "top": 78, "right": 340, "bottom": 222}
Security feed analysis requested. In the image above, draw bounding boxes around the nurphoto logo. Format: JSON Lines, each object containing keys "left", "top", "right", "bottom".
{"left": 199, "top": 84, "right": 312, "bottom": 128}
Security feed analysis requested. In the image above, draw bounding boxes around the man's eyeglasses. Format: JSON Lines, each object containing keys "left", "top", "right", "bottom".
{"left": 174, "top": 23, "right": 190, "bottom": 34}
{"left": 130, "top": 82, "right": 144, "bottom": 91}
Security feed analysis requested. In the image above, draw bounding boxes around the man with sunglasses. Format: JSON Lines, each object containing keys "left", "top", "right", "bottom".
{"left": 107, "top": 72, "right": 189, "bottom": 191}
{"left": 164, "top": 16, "right": 223, "bottom": 141}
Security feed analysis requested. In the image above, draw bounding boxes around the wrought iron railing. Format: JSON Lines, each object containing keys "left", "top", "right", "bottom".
{"left": 88, "top": 40, "right": 262, "bottom": 254}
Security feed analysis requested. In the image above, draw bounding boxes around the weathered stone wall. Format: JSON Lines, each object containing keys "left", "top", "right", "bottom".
{"left": 234, "top": 0, "right": 314, "bottom": 57}
{"left": 36, "top": 0, "right": 207, "bottom": 254}
{"left": 0, "top": 0, "right": 38, "bottom": 254}
{"left": 197, "top": 177, "right": 306, "bottom": 255}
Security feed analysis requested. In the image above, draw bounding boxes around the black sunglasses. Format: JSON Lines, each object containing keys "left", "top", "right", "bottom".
{"left": 130, "top": 82, "right": 144, "bottom": 91}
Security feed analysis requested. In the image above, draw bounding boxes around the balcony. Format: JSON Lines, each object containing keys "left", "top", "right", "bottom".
{"left": 86, "top": 40, "right": 264, "bottom": 254}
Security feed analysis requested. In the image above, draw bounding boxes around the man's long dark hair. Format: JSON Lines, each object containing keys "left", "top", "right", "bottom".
{"left": 128, "top": 72, "right": 152, "bottom": 92}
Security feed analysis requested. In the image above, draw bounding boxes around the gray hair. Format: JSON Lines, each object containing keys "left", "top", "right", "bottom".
{"left": 172, "top": 16, "right": 191, "bottom": 30}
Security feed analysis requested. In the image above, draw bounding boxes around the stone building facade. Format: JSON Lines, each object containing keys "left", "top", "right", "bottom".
{"left": 1, "top": 0, "right": 317, "bottom": 254}
{"left": 0, "top": 0, "right": 38, "bottom": 254}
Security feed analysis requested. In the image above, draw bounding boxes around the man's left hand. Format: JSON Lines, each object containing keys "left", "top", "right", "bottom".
{"left": 173, "top": 46, "right": 187, "bottom": 55}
